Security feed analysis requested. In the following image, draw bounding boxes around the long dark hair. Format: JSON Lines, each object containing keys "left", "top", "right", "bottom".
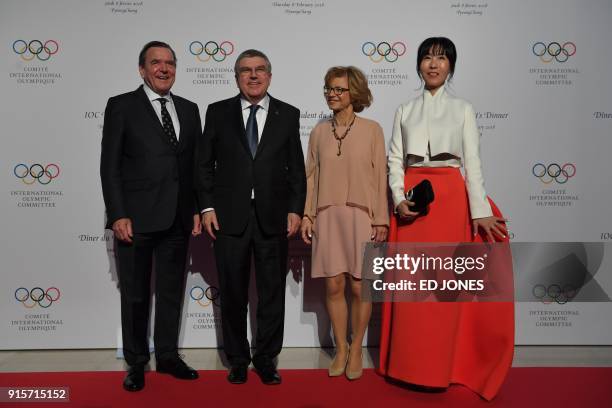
{"left": 416, "top": 37, "right": 457, "bottom": 82}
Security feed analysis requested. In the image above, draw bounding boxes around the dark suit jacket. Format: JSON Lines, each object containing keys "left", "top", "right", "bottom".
{"left": 195, "top": 94, "right": 306, "bottom": 235}
{"left": 101, "top": 85, "right": 202, "bottom": 233}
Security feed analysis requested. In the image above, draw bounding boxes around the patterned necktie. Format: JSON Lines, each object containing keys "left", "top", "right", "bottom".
{"left": 157, "top": 98, "right": 179, "bottom": 150}
{"left": 246, "top": 104, "right": 260, "bottom": 158}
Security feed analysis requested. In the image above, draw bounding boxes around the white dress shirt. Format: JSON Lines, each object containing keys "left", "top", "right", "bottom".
{"left": 387, "top": 86, "right": 493, "bottom": 219}
{"left": 240, "top": 94, "right": 269, "bottom": 141}
{"left": 142, "top": 82, "right": 181, "bottom": 139}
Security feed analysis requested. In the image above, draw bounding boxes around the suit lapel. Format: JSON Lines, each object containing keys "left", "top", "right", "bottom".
{"left": 255, "top": 95, "right": 279, "bottom": 158}
{"left": 232, "top": 95, "right": 252, "bottom": 157}
{"left": 173, "top": 95, "right": 188, "bottom": 152}
{"left": 136, "top": 85, "right": 170, "bottom": 148}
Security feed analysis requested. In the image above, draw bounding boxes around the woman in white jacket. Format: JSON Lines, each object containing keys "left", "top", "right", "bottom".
{"left": 377, "top": 37, "right": 513, "bottom": 400}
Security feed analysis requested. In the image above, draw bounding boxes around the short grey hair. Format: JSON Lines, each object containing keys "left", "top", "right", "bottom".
{"left": 234, "top": 49, "right": 272, "bottom": 77}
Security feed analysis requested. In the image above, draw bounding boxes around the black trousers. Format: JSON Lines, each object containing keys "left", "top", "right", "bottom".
{"left": 214, "top": 203, "right": 288, "bottom": 367}
{"left": 116, "top": 214, "right": 189, "bottom": 367}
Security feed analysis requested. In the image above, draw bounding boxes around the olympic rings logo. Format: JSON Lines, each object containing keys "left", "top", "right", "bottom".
{"left": 532, "top": 42, "right": 576, "bottom": 63}
{"left": 189, "top": 41, "right": 234, "bottom": 62}
{"left": 189, "top": 285, "right": 220, "bottom": 307}
{"left": 362, "top": 41, "right": 406, "bottom": 63}
{"left": 14, "top": 163, "right": 60, "bottom": 185}
{"left": 532, "top": 284, "right": 576, "bottom": 305}
{"left": 532, "top": 163, "right": 576, "bottom": 184}
{"left": 15, "top": 287, "right": 61, "bottom": 308}
{"left": 12, "top": 40, "right": 59, "bottom": 62}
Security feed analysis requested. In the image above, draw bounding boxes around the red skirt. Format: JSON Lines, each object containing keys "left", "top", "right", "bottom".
{"left": 377, "top": 167, "right": 514, "bottom": 400}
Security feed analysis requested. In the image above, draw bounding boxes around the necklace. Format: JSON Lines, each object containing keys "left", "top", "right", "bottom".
{"left": 331, "top": 114, "right": 356, "bottom": 156}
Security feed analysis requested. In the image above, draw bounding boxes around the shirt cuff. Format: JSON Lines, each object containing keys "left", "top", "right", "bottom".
{"left": 392, "top": 192, "right": 406, "bottom": 210}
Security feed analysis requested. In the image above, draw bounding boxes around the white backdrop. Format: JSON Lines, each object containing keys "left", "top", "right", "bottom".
{"left": 1, "top": 0, "right": 612, "bottom": 349}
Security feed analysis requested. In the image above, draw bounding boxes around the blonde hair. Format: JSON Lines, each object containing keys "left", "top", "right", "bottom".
{"left": 324, "top": 66, "right": 372, "bottom": 113}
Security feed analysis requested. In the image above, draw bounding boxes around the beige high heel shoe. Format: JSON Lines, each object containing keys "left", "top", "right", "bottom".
{"left": 328, "top": 344, "right": 349, "bottom": 377}
{"left": 345, "top": 346, "right": 363, "bottom": 380}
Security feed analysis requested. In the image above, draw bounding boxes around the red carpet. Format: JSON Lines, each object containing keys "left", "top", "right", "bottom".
{"left": 0, "top": 368, "right": 610, "bottom": 407}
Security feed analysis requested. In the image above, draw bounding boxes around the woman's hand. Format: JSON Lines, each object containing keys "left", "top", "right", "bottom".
{"left": 396, "top": 200, "right": 420, "bottom": 219}
{"left": 301, "top": 217, "right": 313, "bottom": 245}
{"left": 371, "top": 226, "right": 388, "bottom": 242}
{"left": 472, "top": 216, "right": 508, "bottom": 242}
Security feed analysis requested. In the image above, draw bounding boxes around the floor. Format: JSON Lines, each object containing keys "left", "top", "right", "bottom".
{"left": 1, "top": 346, "right": 611, "bottom": 373}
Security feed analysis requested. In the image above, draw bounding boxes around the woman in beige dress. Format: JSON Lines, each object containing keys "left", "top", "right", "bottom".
{"left": 301, "top": 66, "right": 389, "bottom": 380}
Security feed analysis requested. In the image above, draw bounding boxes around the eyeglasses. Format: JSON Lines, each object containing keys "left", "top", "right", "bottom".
{"left": 237, "top": 66, "right": 269, "bottom": 76}
{"left": 323, "top": 86, "right": 350, "bottom": 96}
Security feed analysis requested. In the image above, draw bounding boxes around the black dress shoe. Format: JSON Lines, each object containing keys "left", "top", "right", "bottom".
{"left": 227, "top": 365, "right": 248, "bottom": 384}
{"left": 123, "top": 365, "right": 145, "bottom": 392}
{"left": 156, "top": 358, "right": 199, "bottom": 380}
{"left": 256, "top": 365, "right": 282, "bottom": 385}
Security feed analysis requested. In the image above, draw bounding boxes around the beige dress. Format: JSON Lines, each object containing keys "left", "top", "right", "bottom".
{"left": 304, "top": 116, "right": 389, "bottom": 278}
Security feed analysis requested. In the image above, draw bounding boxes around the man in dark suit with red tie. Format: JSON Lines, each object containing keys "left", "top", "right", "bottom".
{"left": 100, "top": 41, "right": 202, "bottom": 392}
{"left": 195, "top": 49, "right": 306, "bottom": 385}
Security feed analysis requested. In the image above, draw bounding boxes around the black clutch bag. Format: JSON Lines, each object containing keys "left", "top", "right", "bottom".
{"left": 406, "top": 179, "right": 434, "bottom": 213}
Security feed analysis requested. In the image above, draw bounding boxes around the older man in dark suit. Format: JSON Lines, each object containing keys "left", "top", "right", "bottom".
{"left": 101, "top": 41, "right": 201, "bottom": 392}
{"left": 195, "top": 49, "right": 306, "bottom": 385}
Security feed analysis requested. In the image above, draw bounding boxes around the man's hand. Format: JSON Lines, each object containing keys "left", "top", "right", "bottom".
{"left": 192, "top": 214, "right": 202, "bottom": 236}
{"left": 201, "top": 210, "right": 220, "bottom": 240}
{"left": 287, "top": 213, "right": 301, "bottom": 237}
{"left": 301, "top": 217, "right": 313, "bottom": 244}
{"left": 112, "top": 218, "right": 133, "bottom": 243}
